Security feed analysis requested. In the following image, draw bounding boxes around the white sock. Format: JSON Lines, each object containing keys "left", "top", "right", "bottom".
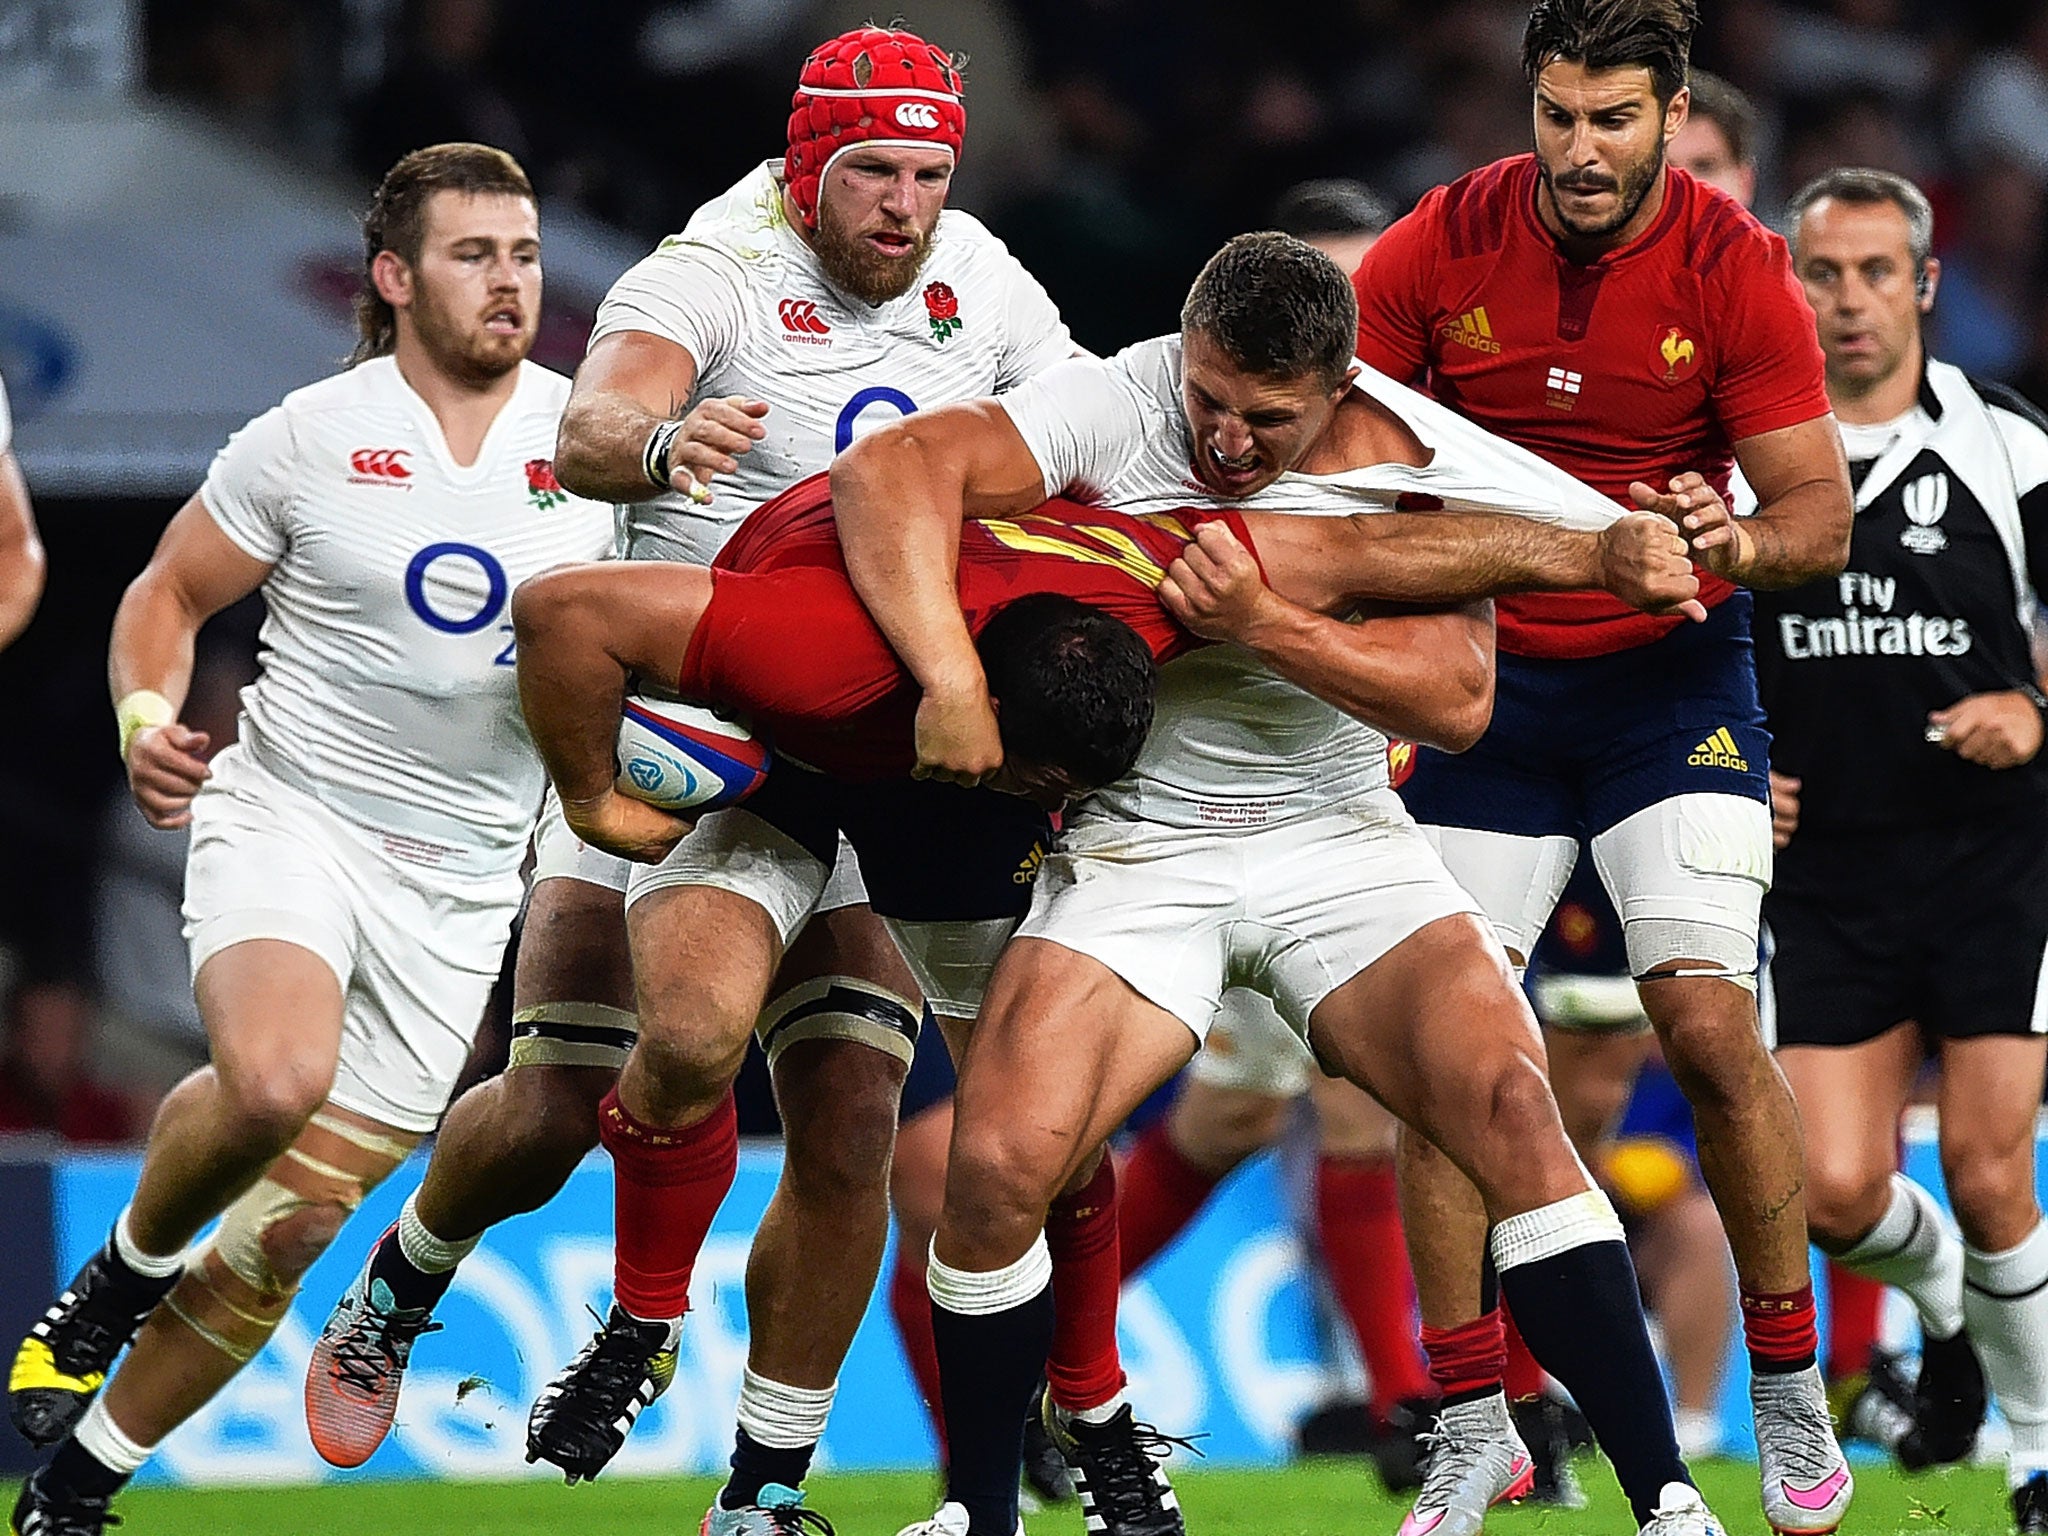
{"left": 110, "top": 1206, "right": 184, "bottom": 1280}
{"left": 74, "top": 1398, "right": 154, "bottom": 1476}
{"left": 925, "top": 1235, "right": 1053, "bottom": 1316}
{"left": 1964, "top": 1221, "right": 2048, "bottom": 1486}
{"left": 1068, "top": 1389, "right": 1128, "bottom": 1426}
{"left": 735, "top": 1367, "right": 836, "bottom": 1449}
{"left": 396, "top": 1191, "right": 480, "bottom": 1274}
{"left": 1840, "top": 1175, "right": 1964, "bottom": 1339}
{"left": 1489, "top": 1188, "right": 1626, "bottom": 1270}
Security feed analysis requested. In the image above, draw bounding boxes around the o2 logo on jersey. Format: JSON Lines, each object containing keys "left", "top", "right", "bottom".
{"left": 405, "top": 541, "right": 517, "bottom": 664}
{"left": 834, "top": 386, "right": 919, "bottom": 453}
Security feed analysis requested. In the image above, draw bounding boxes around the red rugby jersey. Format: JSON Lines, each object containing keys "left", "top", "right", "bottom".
{"left": 683, "top": 473, "right": 1249, "bottom": 777}
{"left": 1353, "top": 156, "right": 1830, "bottom": 658}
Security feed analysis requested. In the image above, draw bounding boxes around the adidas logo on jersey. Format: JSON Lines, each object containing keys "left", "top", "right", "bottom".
{"left": 348, "top": 447, "right": 412, "bottom": 485}
{"left": 1440, "top": 306, "right": 1501, "bottom": 355}
{"left": 1012, "top": 843, "right": 1046, "bottom": 885}
{"left": 778, "top": 298, "right": 832, "bottom": 346}
{"left": 1686, "top": 727, "right": 1749, "bottom": 772}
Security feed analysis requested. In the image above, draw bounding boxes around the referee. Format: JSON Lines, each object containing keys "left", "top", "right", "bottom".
{"left": 1756, "top": 167, "right": 2048, "bottom": 1533}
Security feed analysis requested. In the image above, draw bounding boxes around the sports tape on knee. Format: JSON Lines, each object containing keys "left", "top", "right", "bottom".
{"left": 756, "top": 976, "right": 919, "bottom": 1070}
{"left": 1490, "top": 1189, "right": 1626, "bottom": 1273}
{"left": 509, "top": 1001, "right": 639, "bottom": 1069}
{"left": 1626, "top": 918, "right": 1760, "bottom": 993}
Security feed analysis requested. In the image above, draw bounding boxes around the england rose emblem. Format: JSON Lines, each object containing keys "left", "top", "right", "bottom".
{"left": 923, "top": 281, "right": 963, "bottom": 343}
{"left": 525, "top": 458, "right": 567, "bottom": 510}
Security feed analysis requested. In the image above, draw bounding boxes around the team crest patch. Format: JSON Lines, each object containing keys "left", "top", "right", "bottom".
{"left": 923, "top": 281, "right": 963, "bottom": 343}
{"left": 1900, "top": 472, "right": 1949, "bottom": 554}
{"left": 1654, "top": 325, "right": 1700, "bottom": 385}
{"left": 525, "top": 458, "right": 567, "bottom": 510}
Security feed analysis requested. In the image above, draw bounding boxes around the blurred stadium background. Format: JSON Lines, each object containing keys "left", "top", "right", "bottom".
{"left": 1, "top": 0, "right": 2046, "bottom": 1524}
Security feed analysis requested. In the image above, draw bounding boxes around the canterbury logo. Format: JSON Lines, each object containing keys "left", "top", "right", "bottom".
{"left": 348, "top": 448, "right": 411, "bottom": 480}
{"left": 1687, "top": 727, "right": 1749, "bottom": 772}
{"left": 1440, "top": 306, "right": 1501, "bottom": 354}
{"left": 778, "top": 298, "right": 831, "bottom": 335}
{"left": 895, "top": 101, "right": 940, "bottom": 129}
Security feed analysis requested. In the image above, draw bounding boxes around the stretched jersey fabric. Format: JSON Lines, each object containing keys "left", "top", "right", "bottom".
{"left": 1752, "top": 360, "right": 2048, "bottom": 829}
{"left": 1353, "top": 156, "right": 1830, "bottom": 658}
{"left": 592, "top": 160, "right": 1072, "bottom": 563}
{"left": 681, "top": 472, "right": 1251, "bottom": 778}
{"left": 200, "top": 358, "right": 613, "bottom": 866}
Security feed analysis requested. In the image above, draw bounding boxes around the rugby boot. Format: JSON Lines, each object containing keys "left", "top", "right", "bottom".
{"left": 1636, "top": 1481, "right": 1729, "bottom": 1536}
{"left": 1896, "top": 1328, "right": 1986, "bottom": 1470}
{"left": 1020, "top": 1385, "right": 1076, "bottom": 1506}
{"left": 699, "top": 1483, "right": 836, "bottom": 1535}
{"left": 304, "top": 1231, "right": 445, "bottom": 1467}
{"left": 525, "top": 1305, "right": 678, "bottom": 1483}
{"left": 1042, "top": 1398, "right": 1196, "bottom": 1536}
{"left": 9, "top": 1469, "right": 116, "bottom": 1536}
{"left": 1752, "top": 1364, "right": 1854, "bottom": 1535}
{"left": 892, "top": 1504, "right": 1023, "bottom": 1536}
{"left": 10, "top": 1241, "right": 179, "bottom": 1447}
{"left": 1509, "top": 1393, "right": 1587, "bottom": 1508}
{"left": 2015, "top": 1472, "right": 2048, "bottom": 1535}
{"left": 1396, "top": 1391, "right": 1534, "bottom": 1536}
{"left": 1837, "top": 1348, "right": 1913, "bottom": 1452}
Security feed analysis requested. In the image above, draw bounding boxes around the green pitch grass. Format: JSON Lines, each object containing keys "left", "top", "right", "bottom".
{"left": 113, "top": 1457, "right": 2009, "bottom": 1535}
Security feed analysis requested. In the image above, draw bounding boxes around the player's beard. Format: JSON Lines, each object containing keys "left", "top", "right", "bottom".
{"left": 410, "top": 282, "right": 534, "bottom": 386}
{"left": 1541, "top": 138, "right": 1666, "bottom": 242}
{"left": 811, "top": 213, "right": 935, "bottom": 306}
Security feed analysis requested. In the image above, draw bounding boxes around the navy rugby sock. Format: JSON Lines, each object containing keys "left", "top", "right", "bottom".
{"left": 721, "top": 1426, "right": 814, "bottom": 1509}
{"left": 929, "top": 1242, "right": 1058, "bottom": 1536}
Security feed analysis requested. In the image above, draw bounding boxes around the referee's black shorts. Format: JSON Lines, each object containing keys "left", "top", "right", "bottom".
{"left": 1762, "top": 813, "right": 2048, "bottom": 1048}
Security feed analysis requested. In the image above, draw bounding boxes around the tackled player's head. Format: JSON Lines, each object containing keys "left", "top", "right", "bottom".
{"left": 785, "top": 27, "right": 965, "bottom": 306}
{"left": 975, "top": 593, "right": 1156, "bottom": 806}
{"left": 1786, "top": 168, "right": 1937, "bottom": 402}
{"left": 1523, "top": 0, "right": 1698, "bottom": 245}
{"left": 1178, "top": 233, "right": 1360, "bottom": 499}
{"left": 353, "top": 143, "right": 539, "bottom": 382}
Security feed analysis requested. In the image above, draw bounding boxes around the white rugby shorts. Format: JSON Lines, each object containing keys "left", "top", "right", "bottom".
{"left": 182, "top": 748, "right": 524, "bottom": 1134}
{"left": 1188, "top": 988, "right": 1316, "bottom": 1097}
{"left": 622, "top": 806, "right": 869, "bottom": 940}
{"left": 1019, "top": 791, "right": 1481, "bottom": 1041}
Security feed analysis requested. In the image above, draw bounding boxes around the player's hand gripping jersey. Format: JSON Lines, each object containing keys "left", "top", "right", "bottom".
{"left": 994, "top": 336, "right": 1625, "bottom": 830}
{"left": 594, "top": 162, "right": 1072, "bottom": 564}
{"left": 683, "top": 472, "right": 1252, "bottom": 779}
{"left": 1353, "top": 157, "right": 1831, "bottom": 657}
{"left": 201, "top": 358, "right": 613, "bottom": 865}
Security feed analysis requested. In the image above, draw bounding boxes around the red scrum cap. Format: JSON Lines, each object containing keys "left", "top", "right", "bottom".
{"left": 785, "top": 26, "right": 965, "bottom": 229}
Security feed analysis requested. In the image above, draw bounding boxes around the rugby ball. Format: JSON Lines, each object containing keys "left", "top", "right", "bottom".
{"left": 615, "top": 695, "right": 771, "bottom": 813}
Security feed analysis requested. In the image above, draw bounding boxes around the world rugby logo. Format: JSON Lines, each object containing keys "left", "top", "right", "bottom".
{"left": 1900, "top": 471, "right": 1949, "bottom": 555}
{"left": 627, "top": 755, "right": 696, "bottom": 800}
{"left": 895, "top": 101, "right": 940, "bottom": 129}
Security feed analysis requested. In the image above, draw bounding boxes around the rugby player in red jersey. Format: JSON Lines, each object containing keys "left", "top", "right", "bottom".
{"left": 1351, "top": 1, "right": 1855, "bottom": 1532}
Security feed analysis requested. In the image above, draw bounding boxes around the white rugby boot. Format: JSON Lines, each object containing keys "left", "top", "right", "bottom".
{"left": 1752, "top": 1364, "right": 1854, "bottom": 1534}
{"left": 893, "top": 1504, "right": 1022, "bottom": 1536}
{"left": 1395, "top": 1390, "right": 1534, "bottom": 1536}
{"left": 1637, "top": 1481, "right": 1728, "bottom": 1536}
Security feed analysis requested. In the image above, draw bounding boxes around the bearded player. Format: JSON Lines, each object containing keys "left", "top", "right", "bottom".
{"left": 301, "top": 28, "right": 1087, "bottom": 1535}
{"left": 1350, "top": 2, "right": 1856, "bottom": 1532}
{"left": 6, "top": 145, "right": 613, "bottom": 1536}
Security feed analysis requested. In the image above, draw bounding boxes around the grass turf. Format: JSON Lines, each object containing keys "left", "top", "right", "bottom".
{"left": 109, "top": 1456, "right": 2010, "bottom": 1534}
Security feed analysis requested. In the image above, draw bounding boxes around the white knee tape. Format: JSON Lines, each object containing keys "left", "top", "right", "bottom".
{"left": 755, "top": 975, "right": 921, "bottom": 1070}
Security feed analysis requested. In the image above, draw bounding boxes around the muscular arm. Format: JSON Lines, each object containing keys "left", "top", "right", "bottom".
{"left": 553, "top": 330, "right": 767, "bottom": 504}
{"left": 1721, "top": 415, "right": 1854, "bottom": 588}
{"left": 0, "top": 451, "right": 44, "bottom": 649}
{"left": 1240, "top": 599, "right": 1495, "bottom": 750}
{"left": 509, "top": 562, "right": 712, "bottom": 862}
{"left": 829, "top": 400, "right": 1050, "bottom": 780}
{"left": 110, "top": 498, "right": 272, "bottom": 826}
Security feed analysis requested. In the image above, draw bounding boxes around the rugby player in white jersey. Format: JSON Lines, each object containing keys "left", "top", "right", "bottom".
{"left": 829, "top": 234, "right": 1727, "bottom": 1536}
{"left": 301, "top": 28, "right": 1081, "bottom": 1531}
{"left": 5, "top": 144, "right": 612, "bottom": 1536}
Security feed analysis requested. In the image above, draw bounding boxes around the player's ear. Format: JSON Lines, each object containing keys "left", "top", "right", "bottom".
{"left": 371, "top": 248, "right": 414, "bottom": 311}
{"left": 1664, "top": 84, "right": 1690, "bottom": 141}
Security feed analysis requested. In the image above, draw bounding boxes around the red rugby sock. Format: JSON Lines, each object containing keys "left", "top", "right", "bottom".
{"left": 1826, "top": 1260, "right": 1884, "bottom": 1381}
{"left": 1314, "top": 1155, "right": 1431, "bottom": 1416}
{"left": 598, "top": 1088, "right": 738, "bottom": 1320}
{"left": 1742, "top": 1281, "right": 1820, "bottom": 1374}
{"left": 1502, "top": 1302, "right": 1549, "bottom": 1401}
{"left": 1421, "top": 1310, "right": 1508, "bottom": 1405}
{"left": 1118, "top": 1122, "right": 1224, "bottom": 1277}
{"left": 890, "top": 1242, "right": 947, "bottom": 1453}
{"left": 1045, "top": 1156, "right": 1126, "bottom": 1414}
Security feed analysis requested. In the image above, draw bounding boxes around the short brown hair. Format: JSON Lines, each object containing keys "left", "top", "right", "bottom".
{"left": 1180, "top": 233, "right": 1359, "bottom": 391}
{"left": 1522, "top": 0, "right": 1698, "bottom": 106}
{"left": 1685, "top": 68, "right": 1759, "bottom": 166}
{"left": 350, "top": 143, "right": 536, "bottom": 367}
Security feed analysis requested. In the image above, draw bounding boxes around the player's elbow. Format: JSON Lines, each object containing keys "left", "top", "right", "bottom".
{"left": 1417, "top": 647, "right": 1495, "bottom": 753}
{"left": 552, "top": 401, "right": 613, "bottom": 500}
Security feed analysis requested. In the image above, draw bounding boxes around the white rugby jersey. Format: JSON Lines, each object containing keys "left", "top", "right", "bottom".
{"left": 592, "top": 160, "right": 1073, "bottom": 563}
{"left": 1000, "top": 335, "right": 1621, "bottom": 829}
{"left": 200, "top": 357, "right": 613, "bottom": 866}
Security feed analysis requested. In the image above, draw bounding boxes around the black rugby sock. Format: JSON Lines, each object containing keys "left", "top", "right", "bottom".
{"left": 44, "top": 1436, "right": 131, "bottom": 1503}
{"left": 932, "top": 1284, "right": 1056, "bottom": 1535}
{"left": 367, "top": 1227, "right": 456, "bottom": 1313}
{"left": 720, "top": 1426, "right": 815, "bottom": 1509}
